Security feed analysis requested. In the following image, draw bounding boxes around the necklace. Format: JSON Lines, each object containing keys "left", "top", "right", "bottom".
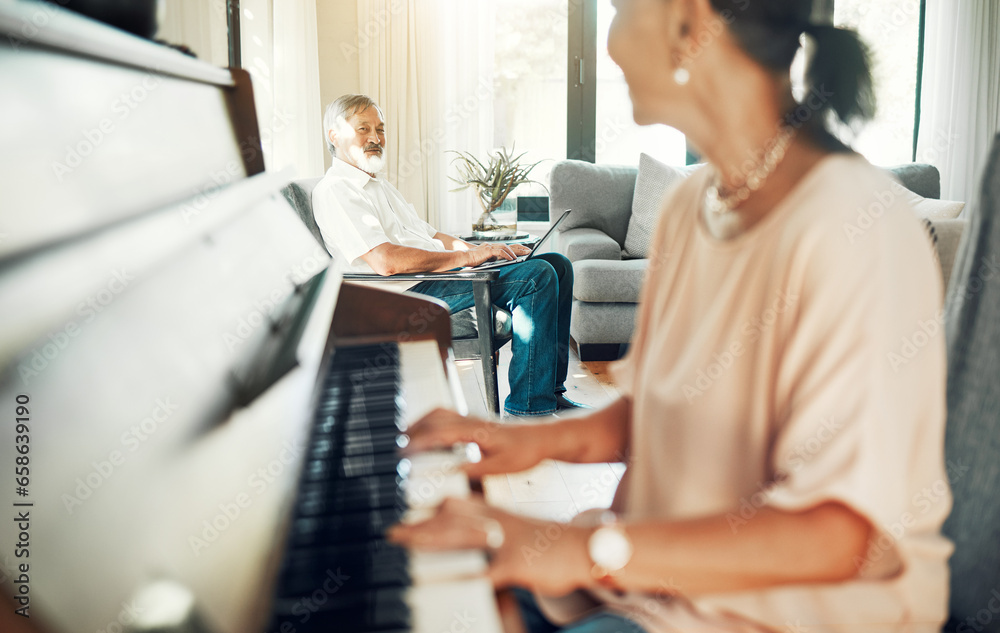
{"left": 704, "top": 126, "right": 797, "bottom": 216}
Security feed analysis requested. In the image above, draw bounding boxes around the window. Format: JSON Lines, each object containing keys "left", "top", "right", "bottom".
{"left": 834, "top": 0, "right": 923, "bottom": 165}
{"left": 566, "top": 0, "right": 686, "bottom": 167}
{"left": 595, "top": 0, "right": 686, "bottom": 166}
{"left": 493, "top": 0, "right": 569, "bottom": 197}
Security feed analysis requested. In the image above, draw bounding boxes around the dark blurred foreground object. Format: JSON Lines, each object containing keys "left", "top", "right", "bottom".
{"left": 45, "top": 0, "right": 163, "bottom": 38}
{"left": 942, "top": 133, "right": 1000, "bottom": 632}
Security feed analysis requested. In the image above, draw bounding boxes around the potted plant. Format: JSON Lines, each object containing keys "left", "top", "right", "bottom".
{"left": 449, "top": 145, "right": 545, "bottom": 238}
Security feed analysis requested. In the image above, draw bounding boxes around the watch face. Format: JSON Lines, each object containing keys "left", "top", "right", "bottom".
{"left": 589, "top": 526, "right": 633, "bottom": 571}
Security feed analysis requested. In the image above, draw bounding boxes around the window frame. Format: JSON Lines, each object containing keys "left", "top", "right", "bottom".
{"left": 227, "top": 0, "right": 241, "bottom": 68}
{"left": 566, "top": 0, "right": 597, "bottom": 162}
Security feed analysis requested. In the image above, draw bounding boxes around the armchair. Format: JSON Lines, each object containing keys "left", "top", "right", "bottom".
{"left": 281, "top": 179, "right": 512, "bottom": 413}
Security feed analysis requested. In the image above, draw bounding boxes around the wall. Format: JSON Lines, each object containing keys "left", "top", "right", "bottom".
{"left": 316, "top": 0, "right": 361, "bottom": 172}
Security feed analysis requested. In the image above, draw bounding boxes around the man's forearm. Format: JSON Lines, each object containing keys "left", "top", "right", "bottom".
{"left": 362, "top": 243, "right": 469, "bottom": 275}
{"left": 433, "top": 232, "right": 475, "bottom": 251}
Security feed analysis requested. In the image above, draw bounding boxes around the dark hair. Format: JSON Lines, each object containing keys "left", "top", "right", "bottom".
{"left": 708, "top": 0, "right": 875, "bottom": 146}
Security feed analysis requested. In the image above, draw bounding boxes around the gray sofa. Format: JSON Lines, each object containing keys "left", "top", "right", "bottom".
{"left": 547, "top": 159, "right": 967, "bottom": 360}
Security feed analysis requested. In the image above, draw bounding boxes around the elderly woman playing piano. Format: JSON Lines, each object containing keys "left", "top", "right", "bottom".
{"left": 389, "top": 1, "right": 952, "bottom": 631}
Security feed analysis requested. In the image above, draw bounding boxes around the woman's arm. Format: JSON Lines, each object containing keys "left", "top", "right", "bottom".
{"left": 389, "top": 498, "right": 873, "bottom": 597}
{"left": 546, "top": 396, "right": 632, "bottom": 464}
{"left": 600, "top": 502, "right": 873, "bottom": 594}
{"left": 403, "top": 396, "right": 632, "bottom": 478}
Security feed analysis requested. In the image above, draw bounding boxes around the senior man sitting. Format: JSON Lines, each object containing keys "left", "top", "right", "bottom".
{"left": 312, "top": 94, "right": 583, "bottom": 417}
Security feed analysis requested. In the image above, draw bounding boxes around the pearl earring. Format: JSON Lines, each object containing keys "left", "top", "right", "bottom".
{"left": 673, "top": 66, "right": 690, "bottom": 86}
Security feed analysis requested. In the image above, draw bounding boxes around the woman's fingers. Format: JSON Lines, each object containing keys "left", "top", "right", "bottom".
{"left": 388, "top": 497, "right": 500, "bottom": 551}
{"left": 403, "top": 409, "right": 547, "bottom": 477}
{"left": 403, "top": 408, "right": 494, "bottom": 453}
{"left": 389, "top": 496, "right": 590, "bottom": 596}
{"left": 462, "top": 452, "right": 528, "bottom": 479}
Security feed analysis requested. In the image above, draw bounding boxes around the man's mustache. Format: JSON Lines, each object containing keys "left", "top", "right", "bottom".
{"left": 364, "top": 144, "right": 383, "bottom": 153}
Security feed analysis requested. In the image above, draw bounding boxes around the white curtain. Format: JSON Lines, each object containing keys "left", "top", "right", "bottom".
{"left": 241, "top": 0, "right": 325, "bottom": 178}
{"left": 917, "top": 0, "right": 1000, "bottom": 203}
{"left": 157, "top": 0, "right": 230, "bottom": 66}
{"left": 357, "top": 0, "right": 495, "bottom": 233}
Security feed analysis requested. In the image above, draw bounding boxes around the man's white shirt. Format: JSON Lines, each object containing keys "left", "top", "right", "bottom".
{"left": 313, "top": 157, "right": 446, "bottom": 289}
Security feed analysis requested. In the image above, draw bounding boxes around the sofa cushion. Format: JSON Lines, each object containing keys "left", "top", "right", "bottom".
{"left": 572, "top": 258, "right": 648, "bottom": 303}
{"left": 549, "top": 160, "right": 638, "bottom": 247}
{"left": 623, "top": 153, "right": 687, "bottom": 258}
{"left": 550, "top": 227, "right": 622, "bottom": 262}
{"left": 570, "top": 301, "right": 639, "bottom": 345}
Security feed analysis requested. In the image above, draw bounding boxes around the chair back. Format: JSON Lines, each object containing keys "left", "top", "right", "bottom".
{"left": 281, "top": 178, "right": 326, "bottom": 251}
{"left": 942, "top": 134, "right": 1000, "bottom": 631}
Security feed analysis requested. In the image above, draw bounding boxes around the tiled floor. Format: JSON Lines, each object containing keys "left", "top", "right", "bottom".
{"left": 454, "top": 346, "right": 627, "bottom": 520}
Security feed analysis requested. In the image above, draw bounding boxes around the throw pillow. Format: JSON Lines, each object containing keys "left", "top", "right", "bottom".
{"left": 895, "top": 183, "right": 965, "bottom": 220}
{"left": 623, "top": 153, "right": 686, "bottom": 258}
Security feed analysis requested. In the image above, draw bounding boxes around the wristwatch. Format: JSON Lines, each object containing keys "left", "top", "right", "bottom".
{"left": 587, "top": 512, "right": 633, "bottom": 589}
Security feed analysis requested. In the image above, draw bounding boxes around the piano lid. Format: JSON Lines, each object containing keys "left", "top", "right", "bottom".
{"left": 0, "top": 4, "right": 343, "bottom": 632}
{"left": 0, "top": 0, "right": 264, "bottom": 263}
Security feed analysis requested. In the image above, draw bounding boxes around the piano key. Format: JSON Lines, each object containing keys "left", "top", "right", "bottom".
{"left": 277, "top": 544, "right": 409, "bottom": 597}
{"left": 270, "top": 586, "right": 411, "bottom": 631}
{"left": 295, "top": 475, "right": 405, "bottom": 515}
{"left": 277, "top": 559, "right": 409, "bottom": 598}
{"left": 267, "top": 340, "right": 505, "bottom": 633}
{"left": 299, "top": 452, "right": 403, "bottom": 483}
{"left": 289, "top": 507, "right": 404, "bottom": 547}
{"left": 308, "top": 427, "right": 401, "bottom": 460}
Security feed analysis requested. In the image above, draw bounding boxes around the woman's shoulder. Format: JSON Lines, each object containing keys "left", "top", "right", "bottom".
{"left": 792, "top": 153, "right": 916, "bottom": 229}
{"left": 781, "top": 152, "right": 940, "bottom": 294}
{"left": 779, "top": 153, "right": 925, "bottom": 249}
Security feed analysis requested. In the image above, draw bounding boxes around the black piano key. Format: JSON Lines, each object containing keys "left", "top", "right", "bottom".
{"left": 277, "top": 543, "right": 409, "bottom": 597}
{"left": 300, "top": 452, "right": 403, "bottom": 483}
{"left": 269, "top": 342, "right": 411, "bottom": 631}
{"left": 270, "top": 587, "right": 410, "bottom": 631}
{"left": 295, "top": 476, "right": 405, "bottom": 515}
{"left": 344, "top": 412, "right": 403, "bottom": 432}
{"left": 289, "top": 506, "right": 404, "bottom": 547}
{"left": 311, "top": 410, "right": 403, "bottom": 437}
{"left": 307, "top": 431, "right": 401, "bottom": 461}
{"left": 325, "top": 369, "right": 399, "bottom": 390}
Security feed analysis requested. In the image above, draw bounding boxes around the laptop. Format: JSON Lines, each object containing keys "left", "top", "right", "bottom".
{"left": 469, "top": 209, "right": 572, "bottom": 270}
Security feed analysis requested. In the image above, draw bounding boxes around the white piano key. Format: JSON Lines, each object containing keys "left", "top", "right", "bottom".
{"left": 410, "top": 550, "right": 489, "bottom": 584}
{"left": 409, "top": 579, "right": 505, "bottom": 633}
{"left": 396, "top": 341, "right": 504, "bottom": 632}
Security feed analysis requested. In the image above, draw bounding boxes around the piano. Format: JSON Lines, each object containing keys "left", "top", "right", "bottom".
{"left": 0, "top": 2, "right": 516, "bottom": 632}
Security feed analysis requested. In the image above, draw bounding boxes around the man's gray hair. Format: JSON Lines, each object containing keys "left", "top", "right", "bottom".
{"left": 323, "top": 94, "right": 383, "bottom": 156}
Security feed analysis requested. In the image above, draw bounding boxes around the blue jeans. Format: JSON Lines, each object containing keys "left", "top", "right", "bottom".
{"left": 512, "top": 588, "right": 648, "bottom": 633}
{"left": 410, "top": 253, "right": 573, "bottom": 416}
